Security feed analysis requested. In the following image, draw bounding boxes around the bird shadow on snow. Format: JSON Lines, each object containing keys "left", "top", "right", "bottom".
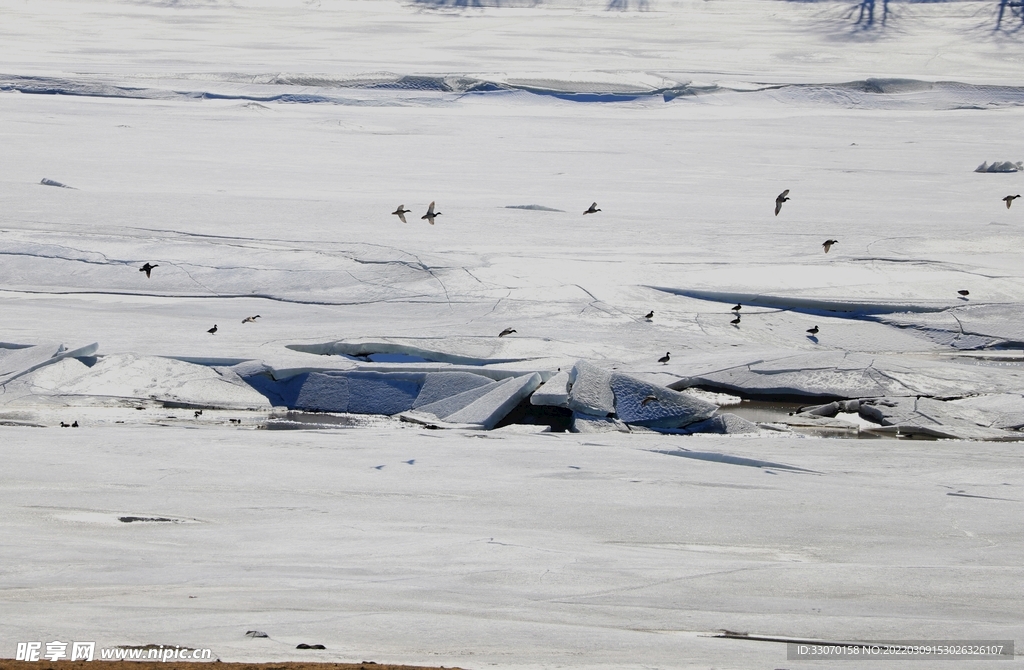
{"left": 652, "top": 449, "right": 821, "bottom": 474}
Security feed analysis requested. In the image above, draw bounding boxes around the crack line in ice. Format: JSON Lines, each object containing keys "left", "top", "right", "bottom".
{"left": 0, "top": 287, "right": 460, "bottom": 307}
{"left": 653, "top": 449, "right": 821, "bottom": 474}
{"left": 652, "top": 287, "right": 962, "bottom": 315}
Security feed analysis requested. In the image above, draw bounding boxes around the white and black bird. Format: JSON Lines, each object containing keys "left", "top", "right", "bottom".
{"left": 498, "top": 328, "right": 517, "bottom": 337}
{"left": 644, "top": 310, "right": 654, "bottom": 320}
{"left": 139, "top": 262, "right": 158, "bottom": 278}
{"left": 242, "top": 315, "right": 261, "bottom": 323}
{"left": 207, "top": 324, "right": 218, "bottom": 334}
{"left": 806, "top": 325, "right": 819, "bottom": 336}
{"left": 822, "top": 239, "right": 838, "bottom": 253}
{"left": 421, "top": 201, "right": 441, "bottom": 224}
{"left": 658, "top": 351, "right": 671, "bottom": 364}
{"left": 583, "top": 202, "right": 601, "bottom": 215}
{"left": 1003, "top": 195, "right": 1020, "bottom": 209}
{"left": 392, "top": 204, "right": 412, "bottom": 222}
{"left": 775, "top": 189, "right": 790, "bottom": 216}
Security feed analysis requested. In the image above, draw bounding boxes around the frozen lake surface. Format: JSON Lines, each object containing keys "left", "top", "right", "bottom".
{"left": 2, "top": 0, "right": 1024, "bottom": 666}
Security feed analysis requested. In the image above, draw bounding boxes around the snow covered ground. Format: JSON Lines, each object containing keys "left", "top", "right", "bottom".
{"left": 2, "top": 0, "right": 1024, "bottom": 666}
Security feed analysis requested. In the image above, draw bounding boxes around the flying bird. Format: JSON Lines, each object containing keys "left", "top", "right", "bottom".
{"left": 731, "top": 315, "right": 741, "bottom": 325}
{"left": 139, "top": 262, "right": 158, "bottom": 278}
{"left": 958, "top": 290, "right": 970, "bottom": 297}
{"left": 392, "top": 204, "right": 412, "bottom": 222}
{"left": 641, "top": 394, "right": 658, "bottom": 406}
{"left": 822, "top": 239, "right": 838, "bottom": 253}
{"left": 421, "top": 201, "right": 441, "bottom": 224}
{"left": 583, "top": 202, "right": 601, "bottom": 215}
{"left": 658, "top": 351, "right": 671, "bottom": 364}
{"left": 498, "top": 328, "right": 517, "bottom": 337}
{"left": 775, "top": 190, "right": 790, "bottom": 216}
{"left": 644, "top": 310, "right": 654, "bottom": 320}
{"left": 242, "top": 315, "right": 261, "bottom": 323}
{"left": 1003, "top": 195, "right": 1020, "bottom": 209}
{"left": 207, "top": 325, "right": 218, "bottom": 334}
{"left": 732, "top": 303, "right": 742, "bottom": 312}
{"left": 806, "top": 325, "right": 819, "bottom": 336}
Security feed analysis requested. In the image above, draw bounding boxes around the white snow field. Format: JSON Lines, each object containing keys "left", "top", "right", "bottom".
{"left": 2, "top": 0, "right": 1024, "bottom": 666}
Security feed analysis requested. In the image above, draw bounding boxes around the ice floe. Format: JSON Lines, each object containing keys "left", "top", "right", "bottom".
{"left": 571, "top": 411, "right": 630, "bottom": 433}
{"left": 610, "top": 372, "right": 717, "bottom": 428}
{"left": 674, "top": 413, "right": 760, "bottom": 435}
{"left": 441, "top": 373, "right": 542, "bottom": 428}
{"left": 975, "top": 161, "right": 1023, "bottom": 173}
{"left": 675, "top": 351, "right": 1024, "bottom": 399}
{"left": 2, "top": 352, "right": 268, "bottom": 410}
{"left": 566, "top": 360, "right": 615, "bottom": 416}
{"left": 530, "top": 370, "right": 571, "bottom": 408}
{"left": 0, "top": 342, "right": 99, "bottom": 385}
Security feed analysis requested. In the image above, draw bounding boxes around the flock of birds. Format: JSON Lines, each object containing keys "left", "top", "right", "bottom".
{"left": 131, "top": 189, "right": 1015, "bottom": 365}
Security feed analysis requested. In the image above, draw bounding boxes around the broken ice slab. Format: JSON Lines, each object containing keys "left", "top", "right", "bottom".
{"left": 950, "top": 394, "right": 1024, "bottom": 430}
{"left": 0, "top": 342, "right": 99, "bottom": 385}
{"left": 684, "top": 351, "right": 1024, "bottom": 399}
{"left": 859, "top": 396, "right": 992, "bottom": 428}
{"left": 440, "top": 373, "right": 543, "bottom": 429}
{"left": 530, "top": 370, "right": 571, "bottom": 407}
{"left": 975, "top": 160, "right": 1022, "bottom": 173}
{"left": 676, "top": 413, "right": 759, "bottom": 435}
{"left": 398, "top": 410, "right": 486, "bottom": 430}
{"left": 857, "top": 396, "right": 1024, "bottom": 440}
{"left": 407, "top": 373, "right": 542, "bottom": 430}
{"left": 570, "top": 411, "right": 630, "bottom": 433}
{"left": 40, "top": 177, "right": 74, "bottom": 188}
{"left": 610, "top": 372, "right": 717, "bottom": 428}
{"left": 413, "top": 378, "right": 499, "bottom": 419}
{"left": 60, "top": 354, "right": 270, "bottom": 409}
{"left": 567, "top": 361, "right": 615, "bottom": 416}
{"left": 867, "top": 424, "right": 1024, "bottom": 441}
{"left": 782, "top": 413, "right": 861, "bottom": 430}
{"left": 413, "top": 371, "right": 495, "bottom": 408}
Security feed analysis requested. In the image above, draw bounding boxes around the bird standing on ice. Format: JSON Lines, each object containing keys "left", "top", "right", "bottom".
{"left": 806, "top": 325, "right": 819, "bottom": 336}
{"left": 644, "top": 310, "right": 654, "bottom": 320}
{"left": 1004, "top": 195, "right": 1020, "bottom": 209}
{"left": 583, "top": 202, "right": 601, "bottom": 215}
{"left": 732, "top": 303, "right": 741, "bottom": 312}
{"left": 822, "top": 239, "right": 838, "bottom": 253}
{"left": 658, "top": 352, "right": 670, "bottom": 364}
{"left": 421, "top": 201, "right": 441, "bottom": 224}
{"left": 242, "top": 315, "right": 260, "bottom": 323}
{"left": 498, "top": 328, "right": 516, "bottom": 337}
{"left": 392, "top": 205, "right": 411, "bottom": 222}
{"left": 731, "top": 314, "right": 741, "bottom": 325}
{"left": 139, "top": 263, "right": 158, "bottom": 278}
{"left": 207, "top": 325, "right": 218, "bottom": 334}
{"left": 775, "top": 190, "right": 790, "bottom": 216}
